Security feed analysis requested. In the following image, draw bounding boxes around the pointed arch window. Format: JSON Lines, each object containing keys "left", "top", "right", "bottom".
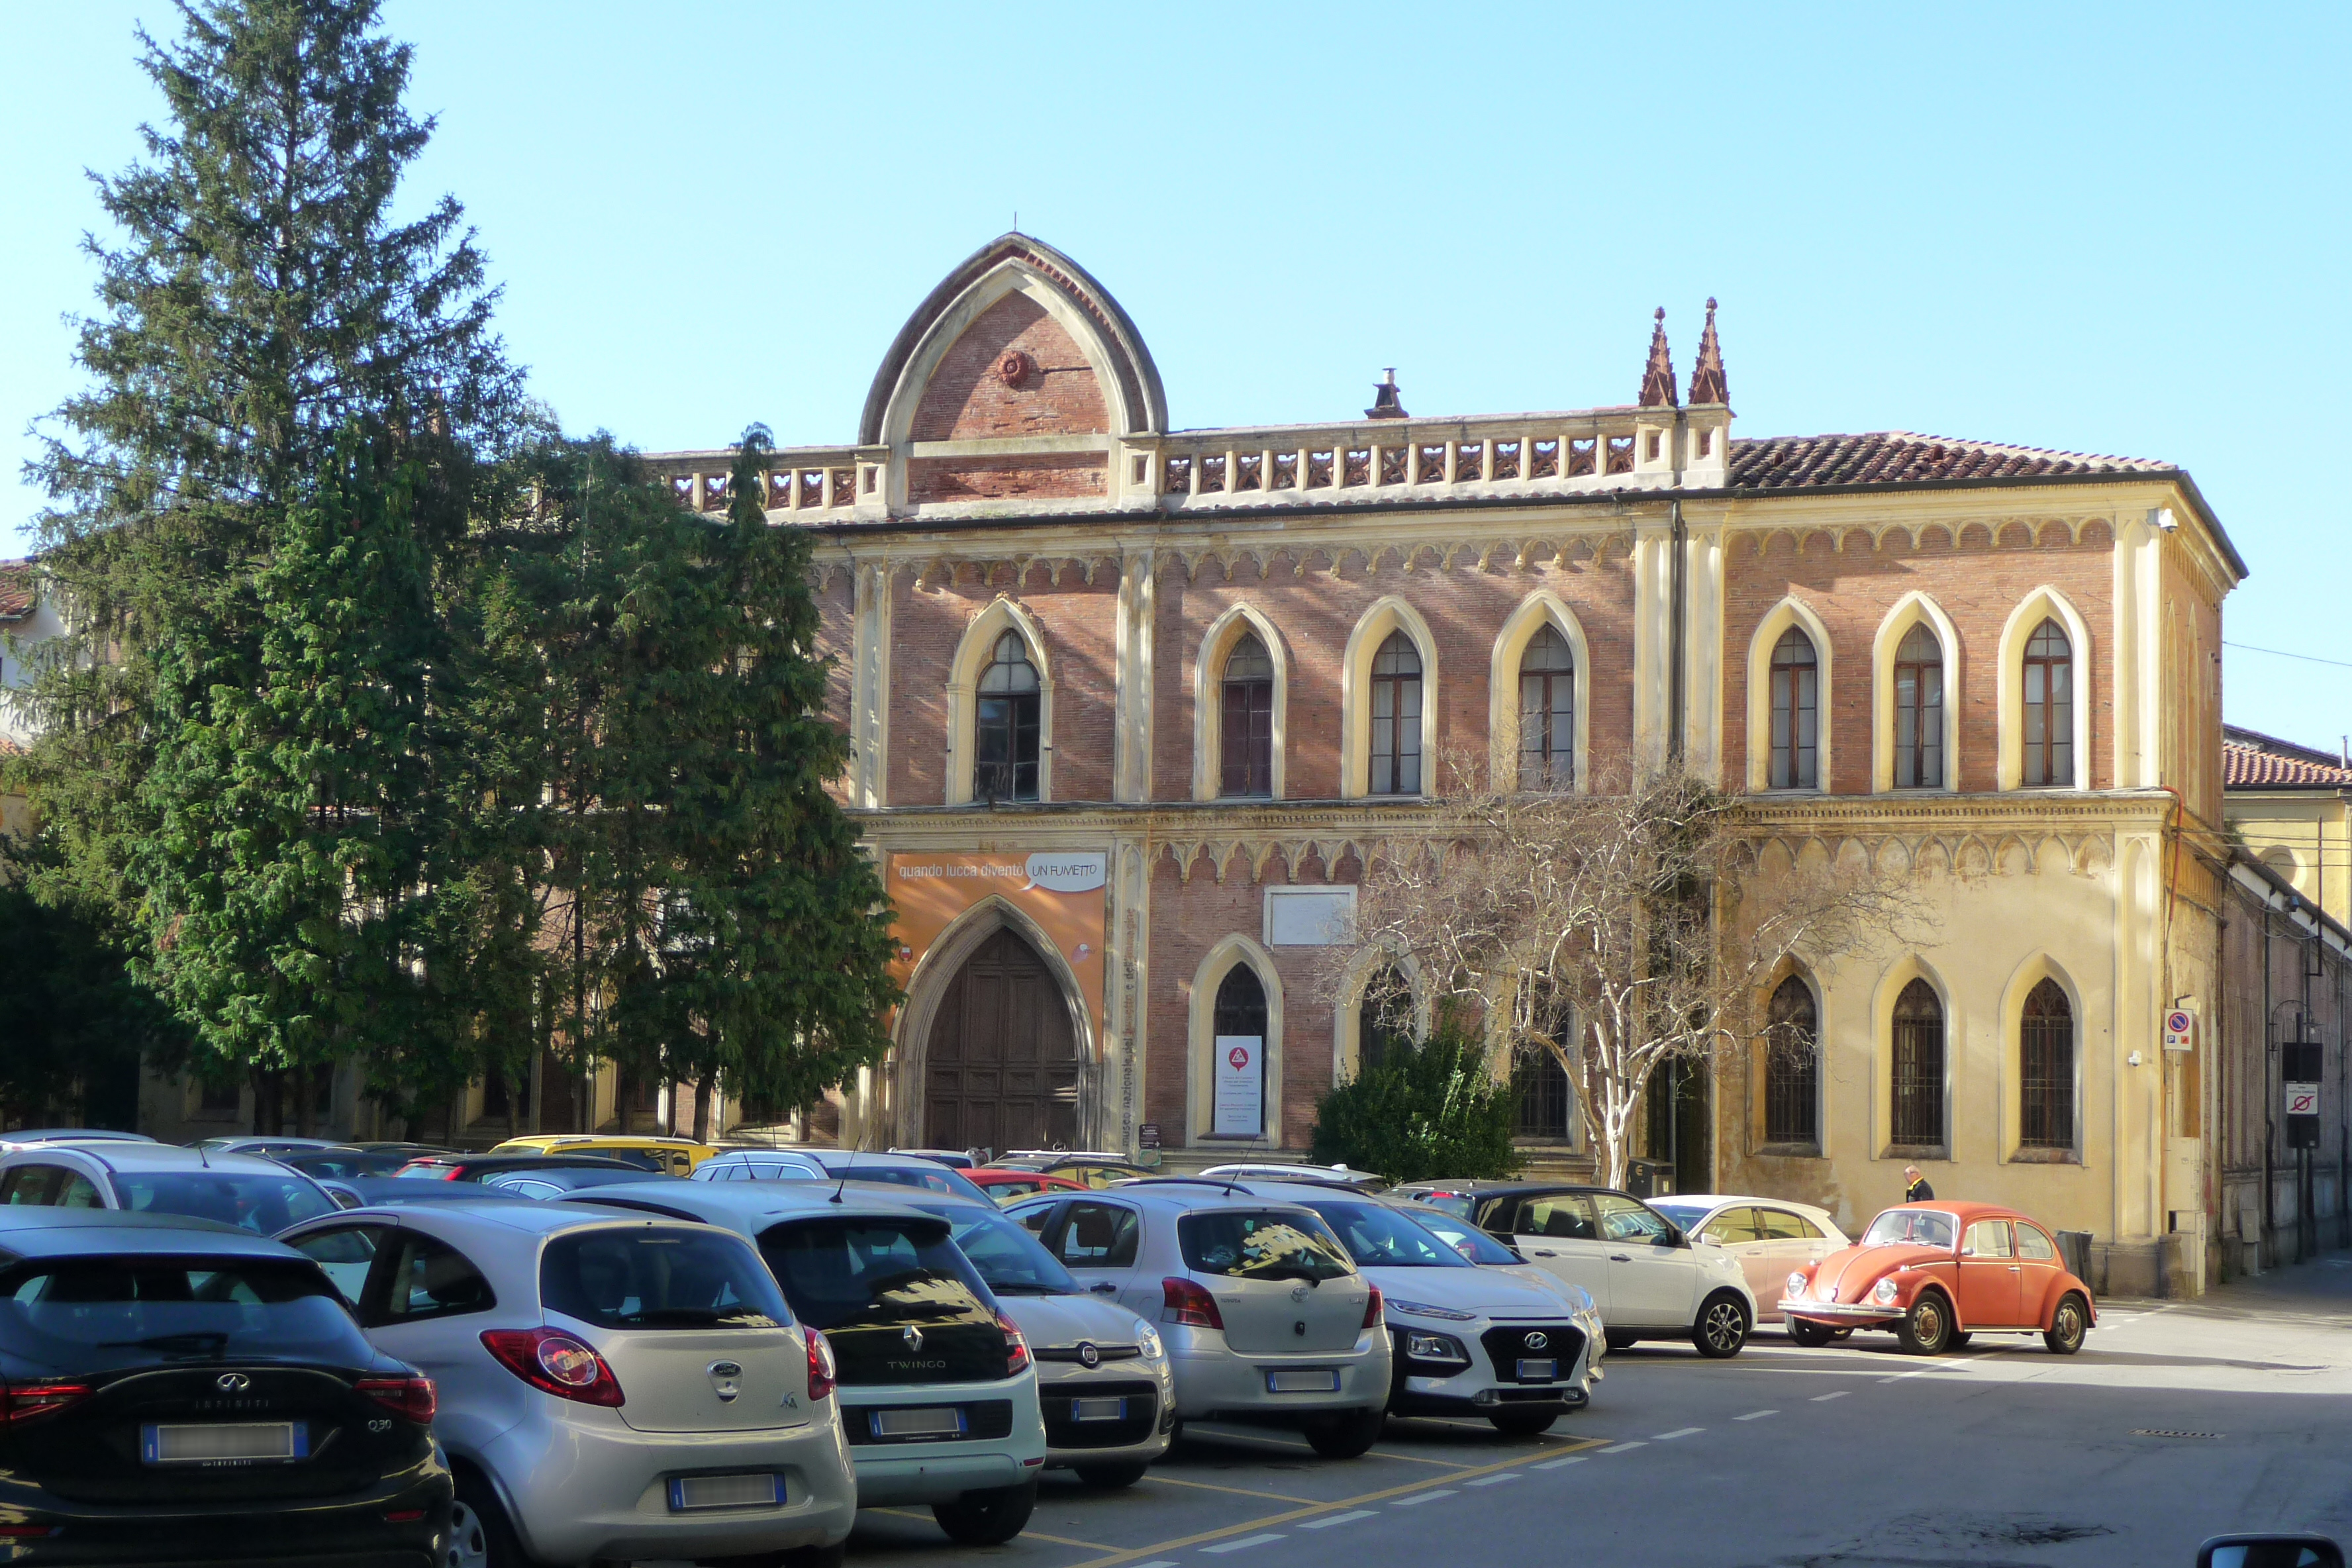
{"left": 975, "top": 630, "right": 1040, "bottom": 802}
{"left": 1517, "top": 624, "right": 1576, "bottom": 791}
{"left": 1369, "top": 632, "right": 1423, "bottom": 796}
{"left": 1358, "top": 968, "right": 1414, "bottom": 1076}
{"left": 1764, "top": 975, "right": 1820, "bottom": 1146}
{"left": 1220, "top": 633, "right": 1275, "bottom": 798}
{"left": 2022, "top": 618, "right": 2073, "bottom": 786}
{"left": 1890, "top": 978, "right": 1945, "bottom": 1147}
{"left": 1892, "top": 622, "right": 1943, "bottom": 789}
{"left": 1211, "top": 964, "right": 1269, "bottom": 1137}
{"left": 1769, "top": 627, "right": 1818, "bottom": 789}
{"left": 2019, "top": 979, "right": 2075, "bottom": 1150}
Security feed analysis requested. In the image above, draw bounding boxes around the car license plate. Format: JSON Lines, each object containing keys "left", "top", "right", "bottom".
{"left": 1516, "top": 1358, "right": 1558, "bottom": 1381}
{"left": 141, "top": 1422, "right": 307, "bottom": 1465}
{"left": 1265, "top": 1369, "right": 1341, "bottom": 1393}
{"left": 1071, "top": 1397, "right": 1125, "bottom": 1422}
{"left": 668, "top": 1473, "right": 783, "bottom": 1511}
{"left": 871, "top": 1405, "right": 965, "bottom": 1438}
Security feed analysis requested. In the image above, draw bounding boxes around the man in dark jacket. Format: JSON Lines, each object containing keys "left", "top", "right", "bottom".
{"left": 1903, "top": 1165, "right": 1936, "bottom": 1202}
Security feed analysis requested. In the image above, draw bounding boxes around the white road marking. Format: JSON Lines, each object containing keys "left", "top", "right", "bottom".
{"left": 1201, "top": 1534, "right": 1286, "bottom": 1554}
{"left": 1532, "top": 1455, "right": 1588, "bottom": 1470}
{"left": 1300, "top": 1511, "right": 1377, "bottom": 1530}
{"left": 1734, "top": 1410, "right": 1779, "bottom": 1420}
{"left": 1464, "top": 1472, "right": 1521, "bottom": 1486}
{"left": 1598, "top": 1441, "right": 1647, "bottom": 1453}
{"left": 1812, "top": 1390, "right": 1849, "bottom": 1401}
{"left": 1394, "top": 1489, "right": 1459, "bottom": 1506}
{"left": 1653, "top": 1428, "right": 1703, "bottom": 1440}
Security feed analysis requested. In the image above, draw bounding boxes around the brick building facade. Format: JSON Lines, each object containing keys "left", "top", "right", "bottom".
{"left": 646, "top": 233, "right": 2247, "bottom": 1294}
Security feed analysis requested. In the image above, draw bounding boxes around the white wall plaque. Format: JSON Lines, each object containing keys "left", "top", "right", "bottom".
{"left": 1263, "top": 886, "right": 1355, "bottom": 948}
{"left": 1213, "top": 1035, "right": 1264, "bottom": 1135}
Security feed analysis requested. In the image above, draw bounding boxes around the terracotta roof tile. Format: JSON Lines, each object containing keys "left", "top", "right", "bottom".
{"left": 0, "top": 562, "right": 32, "bottom": 624}
{"left": 2224, "top": 726, "right": 2352, "bottom": 789}
{"left": 1727, "top": 431, "right": 2172, "bottom": 490}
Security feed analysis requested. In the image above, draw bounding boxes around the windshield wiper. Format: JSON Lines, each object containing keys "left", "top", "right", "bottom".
{"left": 613, "top": 1308, "right": 776, "bottom": 1328}
{"left": 97, "top": 1331, "right": 232, "bottom": 1360}
{"left": 987, "top": 1283, "right": 1067, "bottom": 1295}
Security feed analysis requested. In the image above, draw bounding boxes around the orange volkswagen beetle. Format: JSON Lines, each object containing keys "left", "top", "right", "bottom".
{"left": 1778, "top": 1201, "right": 2094, "bottom": 1356}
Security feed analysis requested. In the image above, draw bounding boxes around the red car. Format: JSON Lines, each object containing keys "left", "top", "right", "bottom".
{"left": 1779, "top": 1201, "right": 2094, "bottom": 1356}
{"left": 965, "top": 1167, "right": 1091, "bottom": 1203}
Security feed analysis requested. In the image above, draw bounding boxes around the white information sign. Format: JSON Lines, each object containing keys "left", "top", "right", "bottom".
{"left": 2285, "top": 1083, "right": 2321, "bottom": 1117}
{"left": 1213, "top": 1035, "right": 1265, "bottom": 1136}
{"left": 2163, "top": 1010, "right": 2196, "bottom": 1053}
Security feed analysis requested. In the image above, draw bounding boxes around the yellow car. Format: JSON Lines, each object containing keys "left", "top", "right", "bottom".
{"left": 486, "top": 1134, "right": 720, "bottom": 1175}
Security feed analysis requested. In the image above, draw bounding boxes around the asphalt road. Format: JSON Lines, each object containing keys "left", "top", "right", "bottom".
{"left": 840, "top": 1246, "right": 2352, "bottom": 1568}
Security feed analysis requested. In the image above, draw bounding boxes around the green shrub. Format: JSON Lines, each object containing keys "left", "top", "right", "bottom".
{"left": 1308, "top": 1022, "right": 1524, "bottom": 1184}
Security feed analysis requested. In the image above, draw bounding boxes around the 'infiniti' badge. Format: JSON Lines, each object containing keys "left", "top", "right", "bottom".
{"left": 707, "top": 1361, "right": 744, "bottom": 1402}
{"left": 902, "top": 1325, "right": 925, "bottom": 1351}
{"left": 215, "top": 1373, "right": 251, "bottom": 1394}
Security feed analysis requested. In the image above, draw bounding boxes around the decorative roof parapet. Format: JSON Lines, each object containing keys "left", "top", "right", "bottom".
{"left": 1637, "top": 308, "right": 1678, "bottom": 409}
{"left": 1687, "top": 298, "right": 1728, "bottom": 406}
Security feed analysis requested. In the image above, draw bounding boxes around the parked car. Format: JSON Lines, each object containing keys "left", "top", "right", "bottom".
{"left": 968, "top": 1169, "right": 1092, "bottom": 1204}
{"left": 1649, "top": 1195, "right": 1849, "bottom": 1325}
{"left": 279, "top": 1197, "right": 857, "bottom": 1567}
{"left": 0, "top": 1142, "right": 342, "bottom": 1233}
{"left": 1246, "top": 1181, "right": 1596, "bottom": 1436}
{"left": 1780, "top": 1202, "right": 2096, "bottom": 1355}
{"left": 0, "top": 1208, "right": 450, "bottom": 1565}
{"left": 993, "top": 1151, "right": 1156, "bottom": 1188}
{"left": 888, "top": 1148, "right": 979, "bottom": 1169}
{"left": 389, "top": 1152, "right": 650, "bottom": 1183}
{"left": 275, "top": 1145, "right": 450, "bottom": 1181}
{"left": 317, "top": 1176, "right": 533, "bottom": 1209}
{"left": 476, "top": 1166, "right": 679, "bottom": 1199}
{"left": 693, "top": 1148, "right": 999, "bottom": 1206}
{"left": 1194, "top": 1163, "right": 1386, "bottom": 1191}
{"left": 1455, "top": 1181, "right": 1759, "bottom": 1356}
{"left": 0, "top": 1129, "right": 156, "bottom": 1153}
{"left": 560, "top": 1179, "right": 1049, "bottom": 1544}
{"left": 486, "top": 1134, "right": 720, "bottom": 1174}
{"left": 193, "top": 1135, "right": 360, "bottom": 1159}
{"left": 1389, "top": 1178, "right": 1528, "bottom": 1219}
{"left": 1373, "top": 1197, "right": 1609, "bottom": 1311}
{"left": 1005, "top": 1185, "right": 1394, "bottom": 1457}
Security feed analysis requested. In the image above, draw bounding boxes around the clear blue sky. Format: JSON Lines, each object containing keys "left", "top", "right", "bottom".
{"left": 4, "top": 3, "right": 2347, "bottom": 744}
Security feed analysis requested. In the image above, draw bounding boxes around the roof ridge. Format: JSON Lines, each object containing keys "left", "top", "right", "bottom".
{"left": 1875, "top": 430, "right": 2172, "bottom": 470}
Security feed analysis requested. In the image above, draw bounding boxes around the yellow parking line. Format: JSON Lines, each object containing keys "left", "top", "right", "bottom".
{"left": 1022, "top": 1530, "right": 1122, "bottom": 1550}
{"left": 1060, "top": 1437, "right": 1612, "bottom": 1568}
{"left": 1139, "top": 1474, "right": 1319, "bottom": 1504}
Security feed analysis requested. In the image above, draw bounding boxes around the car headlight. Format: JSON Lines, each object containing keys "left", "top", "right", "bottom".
{"left": 1387, "top": 1298, "right": 1479, "bottom": 1322}
{"left": 1873, "top": 1277, "right": 1900, "bottom": 1305}
{"left": 1136, "top": 1324, "right": 1165, "bottom": 1361}
{"left": 1786, "top": 1271, "right": 1809, "bottom": 1301}
{"left": 1402, "top": 1331, "right": 1470, "bottom": 1365}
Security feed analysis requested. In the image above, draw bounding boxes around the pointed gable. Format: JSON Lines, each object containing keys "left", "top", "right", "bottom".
{"left": 908, "top": 291, "right": 1109, "bottom": 442}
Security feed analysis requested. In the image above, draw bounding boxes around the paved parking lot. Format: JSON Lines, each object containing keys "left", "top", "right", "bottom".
{"left": 842, "top": 1252, "right": 2352, "bottom": 1568}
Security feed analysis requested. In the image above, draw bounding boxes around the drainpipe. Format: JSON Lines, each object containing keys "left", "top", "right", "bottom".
{"left": 1668, "top": 499, "right": 1687, "bottom": 769}
{"left": 2263, "top": 902, "right": 2275, "bottom": 1260}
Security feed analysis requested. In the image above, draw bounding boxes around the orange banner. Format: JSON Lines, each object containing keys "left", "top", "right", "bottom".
{"left": 887, "top": 851, "right": 1108, "bottom": 1057}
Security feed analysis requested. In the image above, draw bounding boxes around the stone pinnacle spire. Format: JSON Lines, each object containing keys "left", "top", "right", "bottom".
{"left": 1688, "top": 297, "right": 1728, "bottom": 405}
{"left": 1637, "top": 307, "right": 1678, "bottom": 408}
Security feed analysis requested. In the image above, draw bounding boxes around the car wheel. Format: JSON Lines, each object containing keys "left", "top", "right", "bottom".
{"left": 1073, "top": 1461, "right": 1150, "bottom": 1489}
{"left": 1692, "top": 1292, "right": 1750, "bottom": 1358}
{"left": 448, "top": 1471, "right": 534, "bottom": 1568}
{"left": 1894, "top": 1291, "right": 1953, "bottom": 1355}
{"left": 1947, "top": 1331, "right": 1973, "bottom": 1349}
{"left": 2044, "top": 1292, "right": 2090, "bottom": 1355}
{"left": 1302, "top": 1408, "right": 1386, "bottom": 1459}
{"left": 932, "top": 1479, "right": 1038, "bottom": 1546}
{"left": 1785, "top": 1317, "right": 1836, "bottom": 1348}
{"left": 1603, "top": 1328, "right": 1639, "bottom": 1351}
{"left": 1487, "top": 1407, "right": 1560, "bottom": 1438}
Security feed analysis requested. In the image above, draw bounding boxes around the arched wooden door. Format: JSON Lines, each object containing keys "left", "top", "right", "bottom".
{"left": 923, "top": 928, "right": 1079, "bottom": 1154}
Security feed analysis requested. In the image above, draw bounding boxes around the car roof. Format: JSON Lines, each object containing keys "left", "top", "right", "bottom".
{"left": 320, "top": 1196, "right": 714, "bottom": 1237}
{"left": 410, "top": 1152, "right": 650, "bottom": 1171}
{"left": 501, "top": 1134, "right": 714, "bottom": 1150}
{"left": 1883, "top": 1200, "right": 2040, "bottom": 1226}
{"left": 10, "top": 1143, "right": 315, "bottom": 1177}
{"left": 549, "top": 1178, "right": 939, "bottom": 1230}
{"left": 1433, "top": 1180, "right": 1632, "bottom": 1201}
{"left": 0, "top": 1128, "right": 156, "bottom": 1146}
{"left": 0, "top": 1209, "right": 304, "bottom": 1259}
{"left": 1657, "top": 1193, "right": 1836, "bottom": 1216}
{"left": 1018, "top": 1180, "right": 1324, "bottom": 1217}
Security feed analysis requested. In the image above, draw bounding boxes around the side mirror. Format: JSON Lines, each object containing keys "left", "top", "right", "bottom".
{"left": 1659, "top": 1226, "right": 1685, "bottom": 1248}
{"left": 2198, "top": 1535, "right": 2344, "bottom": 1568}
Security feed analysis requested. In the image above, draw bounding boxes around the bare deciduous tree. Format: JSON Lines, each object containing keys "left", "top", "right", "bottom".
{"left": 1346, "top": 754, "right": 1924, "bottom": 1187}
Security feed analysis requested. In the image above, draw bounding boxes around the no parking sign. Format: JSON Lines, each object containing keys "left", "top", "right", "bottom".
{"left": 2163, "top": 1009, "right": 2195, "bottom": 1052}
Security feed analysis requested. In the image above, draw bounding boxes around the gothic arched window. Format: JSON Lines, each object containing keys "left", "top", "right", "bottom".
{"left": 1769, "top": 627, "right": 1819, "bottom": 789}
{"left": 1517, "top": 624, "right": 1575, "bottom": 791}
{"left": 974, "top": 630, "right": 1040, "bottom": 802}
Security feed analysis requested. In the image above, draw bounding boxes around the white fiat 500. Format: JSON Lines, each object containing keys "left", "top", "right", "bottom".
{"left": 1648, "top": 1195, "right": 1849, "bottom": 1326}
{"left": 1465, "top": 1183, "right": 1759, "bottom": 1357}
{"left": 1248, "top": 1181, "right": 1597, "bottom": 1436}
{"left": 1006, "top": 1183, "right": 1393, "bottom": 1457}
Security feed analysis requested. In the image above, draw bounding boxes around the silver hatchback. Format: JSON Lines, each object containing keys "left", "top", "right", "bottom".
{"left": 1006, "top": 1183, "right": 1393, "bottom": 1458}
{"left": 280, "top": 1199, "right": 856, "bottom": 1567}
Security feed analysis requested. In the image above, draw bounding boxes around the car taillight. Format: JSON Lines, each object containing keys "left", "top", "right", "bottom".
{"left": 479, "top": 1329, "right": 624, "bottom": 1407}
{"left": 805, "top": 1330, "right": 836, "bottom": 1402}
{"left": 354, "top": 1375, "right": 437, "bottom": 1425}
{"left": 1161, "top": 1277, "right": 1222, "bottom": 1329}
{"left": 997, "top": 1312, "right": 1030, "bottom": 1375}
{"left": 1361, "top": 1284, "right": 1385, "bottom": 1330}
{"left": 0, "top": 1380, "right": 92, "bottom": 1424}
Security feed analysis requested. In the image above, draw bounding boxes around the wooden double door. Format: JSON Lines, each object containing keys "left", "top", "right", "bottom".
{"left": 923, "top": 930, "right": 1079, "bottom": 1155}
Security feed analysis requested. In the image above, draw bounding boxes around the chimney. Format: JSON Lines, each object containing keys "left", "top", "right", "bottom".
{"left": 1365, "top": 369, "right": 1408, "bottom": 420}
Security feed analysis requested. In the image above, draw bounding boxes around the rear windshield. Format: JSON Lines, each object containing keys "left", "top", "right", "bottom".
{"left": 831, "top": 1163, "right": 993, "bottom": 1205}
{"left": 907, "top": 1202, "right": 1077, "bottom": 1295}
{"left": 758, "top": 1218, "right": 997, "bottom": 1332}
{"left": 112, "top": 1171, "right": 337, "bottom": 1232}
{"left": 1862, "top": 1210, "right": 1957, "bottom": 1250}
{"left": 1177, "top": 1210, "right": 1354, "bottom": 1283}
{"left": 281, "top": 1149, "right": 416, "bottom": 1180}
{"left": 1405, "top": 1191, "right": 1475, "bottom": 1219}
{"left": 1303, "top": 1200, "right": 1472, "bottom": 1268}
{"left": 540, "top": 1228, "right": 789, "bottom": 1330}
{"left": 0, "top": 1257, "right": 373, "bottom": 1368}
{"left": 1397, "top": 1206, "right": 1521, "bottom": 1266}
